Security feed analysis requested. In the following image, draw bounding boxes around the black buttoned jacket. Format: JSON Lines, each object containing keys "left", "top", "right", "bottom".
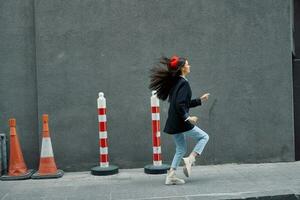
{"left": 163, "top": 77, "right": 202, "bottom": 134}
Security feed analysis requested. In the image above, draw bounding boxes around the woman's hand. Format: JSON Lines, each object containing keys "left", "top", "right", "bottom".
{"left": 200, "top": 93, "right": 210, "bottom": 102}
{"left": 188, "top": 116, "right": 198, "bottom": 125}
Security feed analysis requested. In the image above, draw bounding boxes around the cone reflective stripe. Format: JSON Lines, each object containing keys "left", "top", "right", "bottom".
{"left": 98, "top": 93, "right": 109, "bottom": 167}
{"left": 91, "top": 92, "right": 118, "bottom": 176}
{"left": 31, "top": 114, "right": 63, "bottom": 179}
{"left": 0, "top": 119, "right": 34, "bottom": 180}
{"left": 144, "top": 91, "right": 170, "bottom": 174}
{"left": 151, "top": 91, "right": 163, "bottom": 166}
{"left": 40, "top": 138, "right": 54, "bottom": 157}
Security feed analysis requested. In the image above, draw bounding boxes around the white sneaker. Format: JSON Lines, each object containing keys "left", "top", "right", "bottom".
{"left": 165, "top": 170, "right": 185, "bottom": 185}
{"left": 182, "top": 156, "right": 196, "bottom": 177}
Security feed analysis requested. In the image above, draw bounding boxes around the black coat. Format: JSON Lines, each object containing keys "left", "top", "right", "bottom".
{"left": 163, "top": 77, "right": 202, "bottom": 134}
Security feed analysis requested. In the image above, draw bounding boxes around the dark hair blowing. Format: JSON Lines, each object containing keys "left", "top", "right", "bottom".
{"left": 149, "top": 56, "right": 186, "bottom": 101}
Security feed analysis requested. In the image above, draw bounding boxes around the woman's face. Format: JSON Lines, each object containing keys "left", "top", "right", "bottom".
{"left": 181, "top": 60, "right": 191, "bottom": 75}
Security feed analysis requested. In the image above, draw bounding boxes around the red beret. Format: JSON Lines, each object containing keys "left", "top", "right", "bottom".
{"left": 169, "top": 56, "right": 180, "bottom": 69}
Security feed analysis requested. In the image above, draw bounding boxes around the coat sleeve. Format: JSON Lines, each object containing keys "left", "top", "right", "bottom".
{"left": 175, "top": 82, "right": 190, "bottom": 121}
{"left": 189, "top": 98, "right": 202, "bottom": 108}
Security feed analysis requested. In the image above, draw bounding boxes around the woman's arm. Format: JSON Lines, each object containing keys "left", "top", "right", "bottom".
{"left": 189, "top": 93, "right": 210, "bottom": 108}
{"left": 189, "top": 98, "right": 202, "bottom": 108}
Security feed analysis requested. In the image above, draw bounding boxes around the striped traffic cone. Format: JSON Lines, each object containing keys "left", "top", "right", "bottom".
{"left": 91, "top": 92, "right": 119, "bottom": 176}
{"left": 31, "top": 114, "right": 63, "bottom": 179}
{"left": 0, "top": 119, "right": 34, "bottom": 180}
{"left": 144, "top": 91, "right": 170, "bottom": 174}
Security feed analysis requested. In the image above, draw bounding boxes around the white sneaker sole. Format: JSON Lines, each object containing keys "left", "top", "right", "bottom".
{"left": 182, "top": 157, "right": 191, "bottom": 177}
{"left": 165, "top": 180, "right": 185, "bottom": 185}
{"left": 183, "top": 166, "right": 189, "bottom": 177}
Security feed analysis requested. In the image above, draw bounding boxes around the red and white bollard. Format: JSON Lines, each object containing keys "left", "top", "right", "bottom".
{"left": 91, "top": 92, "right": 118, "bottom": 176}
{"left": 98, "top": 92, "right": 109, "bottom": 167}
{"left": 144, "top": 91, "right": 170, "bottom": 174}
{"left": 151, "top": 91, "right": 162, "bottom": 166}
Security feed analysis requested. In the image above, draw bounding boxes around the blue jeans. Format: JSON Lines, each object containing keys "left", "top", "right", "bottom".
{"left": 171, "top": 126, "right": 209, "bottom": 169}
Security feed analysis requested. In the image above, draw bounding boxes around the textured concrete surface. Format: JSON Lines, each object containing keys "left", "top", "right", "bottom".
{"left": 0, "top": 162, "right": 299, "bottom": 200}
{"left": 34, "top": 0, "right": 294, "bottom": 170}
{"left": 0, "top": 0, "right": 39, "bottom": 169}
{"left": 0, "top": 0, "right": 295, "bottom": 171}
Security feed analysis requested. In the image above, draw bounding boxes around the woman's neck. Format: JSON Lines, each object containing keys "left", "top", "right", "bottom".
{"left": 180, "top": 74, "right": 187, "bottom": 78}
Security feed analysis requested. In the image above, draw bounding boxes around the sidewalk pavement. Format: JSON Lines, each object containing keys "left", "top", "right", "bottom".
{"left": 0, "top": 161, "right": 299, "bottom": 200}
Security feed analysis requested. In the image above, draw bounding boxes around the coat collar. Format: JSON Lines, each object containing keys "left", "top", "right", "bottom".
{"left": 180, "top": 75, "right": 188, "bottom": 81}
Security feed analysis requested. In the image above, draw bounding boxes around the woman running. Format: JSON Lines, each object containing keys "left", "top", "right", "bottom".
{"left": 149, "top": 55, "right": 210, "bottom": 185}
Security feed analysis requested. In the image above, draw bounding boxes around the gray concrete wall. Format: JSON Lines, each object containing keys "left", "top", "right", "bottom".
{"left": 0, "top": 0, "right": 294, "bottom": 171}
{"left": 0, "top": 0, "right": 39, "bottom": 169}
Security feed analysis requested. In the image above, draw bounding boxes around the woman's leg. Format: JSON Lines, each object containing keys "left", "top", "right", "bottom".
{"left": 185, "top": 126, "right": 209, "bottom": 157}
{"left": 170, "top": 133, "right": 187, "bottom": 170}
{"left": 165, "top": 133, "right": 186, "bottom": 185}
{"left": 182, "top": 126, "right": 209, "bottom": 177}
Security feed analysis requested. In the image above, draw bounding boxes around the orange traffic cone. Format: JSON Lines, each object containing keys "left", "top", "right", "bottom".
{"left": 0, "top": 118, "right": 34, "bottom": 181}
{"left": 32, "top": 114, "right": 63, "bottom": 179}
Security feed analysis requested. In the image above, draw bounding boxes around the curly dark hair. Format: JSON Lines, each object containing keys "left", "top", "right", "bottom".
{"left": 149, "top": 56, "right": 186, "bottom": 101}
